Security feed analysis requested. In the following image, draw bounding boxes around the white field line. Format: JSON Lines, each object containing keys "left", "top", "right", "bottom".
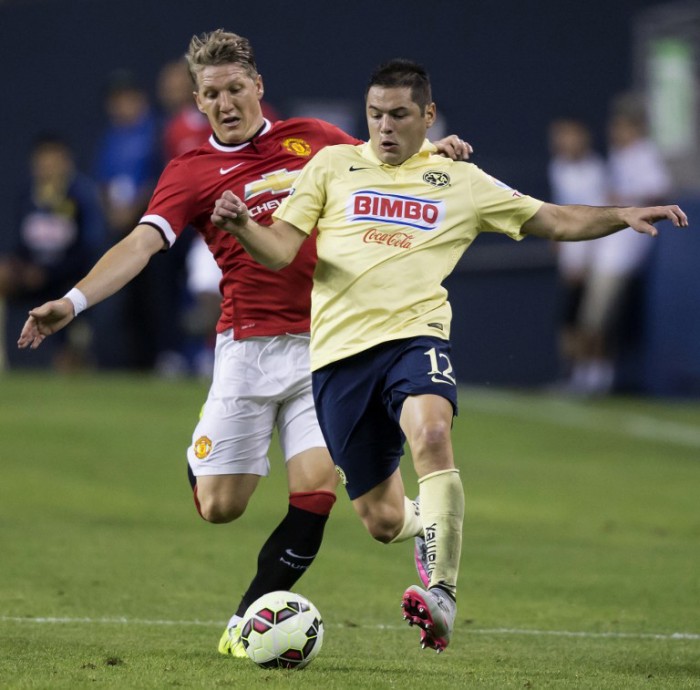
{"left": 1, "top": 616, "right": 698, "bottom": 641}
{"left": 461, "top": 388, "right": 700, "bottom": 449}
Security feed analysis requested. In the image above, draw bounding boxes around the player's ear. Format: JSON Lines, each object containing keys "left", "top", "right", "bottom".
{"left": 425, "top": 102, "right": 437, "bottom": 128}
{"left": 256, "top": 74, "right": 265, "bottom": 101}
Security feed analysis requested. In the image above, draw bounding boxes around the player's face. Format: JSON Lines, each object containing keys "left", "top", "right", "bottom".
{"left": 366, "top": 86, "right": 435, "bottom": 165}
{"left": 194, "top": 64, "right": 265, "bottom": 144}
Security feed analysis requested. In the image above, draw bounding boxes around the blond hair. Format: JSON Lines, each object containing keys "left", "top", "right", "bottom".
{"left": 185, "top": 29, "right": 258, "bottom": 85}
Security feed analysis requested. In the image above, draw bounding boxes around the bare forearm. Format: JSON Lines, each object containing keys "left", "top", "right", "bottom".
{"left": 75, "top": 225, "right": 164, "bottom": 307}
{"left": 523, "top": 202, "right": 688, "bottom": 241}
{"left": 234, "top": 220, "right": 302, "bottom": 270}
{"left": 548, "top": 205, "right": 628, "bottom": 241}
{"left": 211, "top": 190, "right": 306, "bottom": 269}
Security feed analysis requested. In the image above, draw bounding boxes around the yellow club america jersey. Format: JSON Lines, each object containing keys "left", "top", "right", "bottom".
{"left": 274, "top": 140, "right": 544, "bottom": 370}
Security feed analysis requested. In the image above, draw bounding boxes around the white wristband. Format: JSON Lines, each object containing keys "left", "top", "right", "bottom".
{"left": 63, "top": 287, "right": 88, "bottom": 316}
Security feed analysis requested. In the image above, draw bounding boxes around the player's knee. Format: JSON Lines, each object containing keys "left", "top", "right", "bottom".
{"left": 195, "top": 493, "right": 247, "bottom": 524}
{"left": 366, "top": 521, "right": 400, "bottom": 544}
{"left": 362, "top": 507, "right": 403, "bottom": 544}
{"left": 411, "top": 419, "right": 451, "bottom": 457}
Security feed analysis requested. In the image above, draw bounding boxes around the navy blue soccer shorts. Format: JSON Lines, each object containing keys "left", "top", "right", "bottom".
{"left": 311, "top": 336, "right": 459, "bottom": 500}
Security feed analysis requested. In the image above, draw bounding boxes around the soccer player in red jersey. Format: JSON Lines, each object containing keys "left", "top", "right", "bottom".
{"left": 18, "top": 30, "right": 471, "bottom": 656}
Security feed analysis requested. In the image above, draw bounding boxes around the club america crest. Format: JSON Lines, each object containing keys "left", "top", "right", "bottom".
{"left": 423, "top": 170, "right": 450, "bottom": 187}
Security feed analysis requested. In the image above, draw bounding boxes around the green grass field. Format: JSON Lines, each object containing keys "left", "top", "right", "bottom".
{"left": 1, "top": 373, "right": 698, "bottom": 688}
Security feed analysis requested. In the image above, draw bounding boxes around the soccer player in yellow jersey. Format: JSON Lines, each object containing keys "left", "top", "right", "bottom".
{"left": 211, "top": 59, "right": 688, "bottom": 652}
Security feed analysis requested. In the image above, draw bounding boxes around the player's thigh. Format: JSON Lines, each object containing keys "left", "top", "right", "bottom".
{"left": 399, "top": 394, "right": 455, "bottom": 476}
{"left": 187, "top": 334, "right": 280, "bottom": 479}
{"left": 276, "top": 366, "right": 327, "bottom": 464}
{"left": 277, "top": 371, "right": 336, "bottom": 493}
{"left": 380, "top": 337, "right": 458, "bottom": 476}
{"left": 286, "top": 447, "right": 338, "bottom": 494}
{"left": 312, "top": 352, "right": 405, "bottom": 501}
{"left": 187, "top": 391, "right": 277, "bottom": 478}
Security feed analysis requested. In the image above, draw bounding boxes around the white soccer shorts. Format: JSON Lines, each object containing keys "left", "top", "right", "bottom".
{"left": 187, "top": 331, "right": 326, "bottom": 477}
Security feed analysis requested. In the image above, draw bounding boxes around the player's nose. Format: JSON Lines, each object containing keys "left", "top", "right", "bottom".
{"left": 217, "top": 91, "right": 234, "bottom": 110}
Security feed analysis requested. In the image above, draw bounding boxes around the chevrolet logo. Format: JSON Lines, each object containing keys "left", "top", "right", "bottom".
{"left": 244, "top": 168, "right": 301, "bottom": 201}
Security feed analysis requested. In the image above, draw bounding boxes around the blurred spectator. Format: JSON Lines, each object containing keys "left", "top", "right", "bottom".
{"left": 601, "top": 95, "right": 672, "bottom": 393}
{"left": 607, "top": 94, "right": 671, "bottom": 208}
{"left": 547, "top": 117, "right": 609, "bottom": 393}
{"left": 157, "top": 59, "right": 211, "bottom": 160}
{"left": 95, "top": 70, "right": 161, "bottom": 238}
{"left": 0, "top": 134, "right": 105, "bottom": 370}
{"left": 547, "top": 100, "right": 672, "bottom": 396}
{"left": 92, "top": 69, "right": 186, "bottom": 372}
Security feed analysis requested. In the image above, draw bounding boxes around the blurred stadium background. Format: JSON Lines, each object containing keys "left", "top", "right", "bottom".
{"left": 1, "top": 0, "right": 699, "bottom": 394}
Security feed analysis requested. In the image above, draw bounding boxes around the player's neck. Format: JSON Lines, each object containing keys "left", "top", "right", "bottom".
{"left": 212, "top": 119, "right": 268, "bottom": 149}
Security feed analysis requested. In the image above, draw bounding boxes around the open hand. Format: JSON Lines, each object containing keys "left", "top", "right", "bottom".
{"left": 622, "top": 205, "right": 689, "bottom": 237}
{"left": 17, "top": 299, "right": 75, "bottom": 350}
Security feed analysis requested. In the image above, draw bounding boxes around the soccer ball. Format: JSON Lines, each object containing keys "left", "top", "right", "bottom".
{"left": 240, "top": 590, "right": 324, "bottom": 669}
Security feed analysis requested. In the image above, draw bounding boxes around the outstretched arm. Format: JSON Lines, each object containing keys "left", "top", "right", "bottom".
{"left": 521, "top": 202, "right": 688, "bottom": 241}
{"left": 17, "top": 224, "right": 166, "bottom": 350}
{"left": 211, "top": 190, "right": 307, "bottom": 270}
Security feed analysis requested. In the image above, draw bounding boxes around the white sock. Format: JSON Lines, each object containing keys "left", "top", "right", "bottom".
{"left": 389, "top": 496, "right": 423, "bottom": 543}
{"left": 419, "top": 468, "right": 464, "bottom": 599}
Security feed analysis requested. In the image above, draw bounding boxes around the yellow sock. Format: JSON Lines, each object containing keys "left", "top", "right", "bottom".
{"left": 419, "top": 468, "right": 464, "bottom": 598}
{"left": 388, "top": 496, "right": 423, "bottom": 543}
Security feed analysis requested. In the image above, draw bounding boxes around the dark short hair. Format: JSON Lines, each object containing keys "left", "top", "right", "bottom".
{"left": 366, "top": 59, "right": 433, "bottom": 113}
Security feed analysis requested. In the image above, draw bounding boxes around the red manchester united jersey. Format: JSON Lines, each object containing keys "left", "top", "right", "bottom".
{"left": 141, "top": 118, "right": 360, "bottom": 339}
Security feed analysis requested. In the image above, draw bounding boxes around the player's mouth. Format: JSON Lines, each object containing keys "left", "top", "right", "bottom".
{"left": 380, "top": 139, "right": 398, "bottom": 151}
{"left": 221, "top": 115, "right": 241, "bottom": 128}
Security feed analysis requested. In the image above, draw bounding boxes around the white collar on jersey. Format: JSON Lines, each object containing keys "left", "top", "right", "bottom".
{"left": 208, "top": 119, "right": 272, "bottom": 152}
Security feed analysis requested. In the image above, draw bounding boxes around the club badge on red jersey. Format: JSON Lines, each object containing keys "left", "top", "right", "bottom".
{"left": 282, "top": 138, "right": 312, "bottom": 157}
